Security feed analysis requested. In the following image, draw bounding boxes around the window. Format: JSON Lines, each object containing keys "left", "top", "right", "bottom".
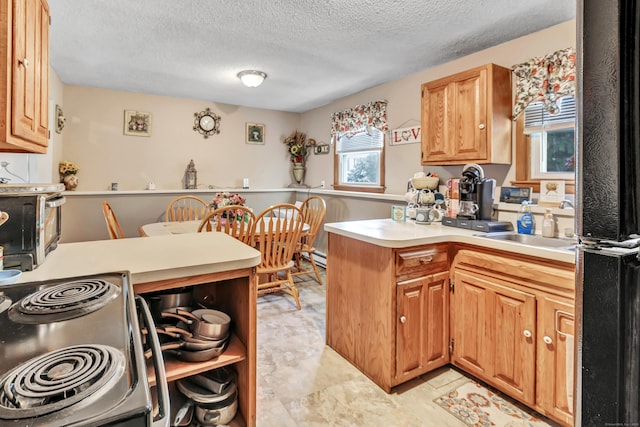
{"left": 513, "top": 96, "right": 576, "bottom": 194}
{"left": 334, "top": 127, "right": 385, "bottom": 192}
{"left": 330, "top": 100, "right": 388, "bottom": 193}
{"left": 524, "top": 96, "right": 576, "bottom": 180}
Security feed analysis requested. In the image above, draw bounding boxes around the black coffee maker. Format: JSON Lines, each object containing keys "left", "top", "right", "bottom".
{"left": 456, "top": 163, "right": 495, "bottom": 221}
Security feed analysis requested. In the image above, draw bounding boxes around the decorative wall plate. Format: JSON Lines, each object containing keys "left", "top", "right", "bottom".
{"left": 193, "top": 108, "right": 221, "bottom": 138}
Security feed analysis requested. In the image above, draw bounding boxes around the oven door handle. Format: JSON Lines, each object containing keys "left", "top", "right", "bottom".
{"left": 45, "top": 196, "right": 66, "bottom": 208}
{"left": 136, "top": 296, "right": 170, "bottom": 427}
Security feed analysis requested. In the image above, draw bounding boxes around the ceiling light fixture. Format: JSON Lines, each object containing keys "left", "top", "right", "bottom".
{"left": 237, "top": 70, "right": 267, "bottom": 88}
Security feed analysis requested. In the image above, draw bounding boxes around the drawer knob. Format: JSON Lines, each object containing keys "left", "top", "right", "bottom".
{"left": 419, "top": 256, "right": 433, "bottom": 264}
{"left": 523, "top": 329, "right": 532, "bottom": 338}
{"left": 18, "top": 58, "right": 29, "bottom": 68}
{"left": 400, "top": 315, "right": 407, "bottom": 324}
{"left": 479, "top": 123, "right": 485, "bottom": 130}
{"left": 543, "top": 335, "right": 553, "bottom": 344}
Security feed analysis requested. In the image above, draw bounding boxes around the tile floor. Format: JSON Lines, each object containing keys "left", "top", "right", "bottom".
{"left": 255, "top": 263, "right": 558, "bottom": 427}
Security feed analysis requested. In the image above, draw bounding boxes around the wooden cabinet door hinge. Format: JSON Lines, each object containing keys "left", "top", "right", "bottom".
{"left": 449, "top": 338, "right": 454, "bottom": 355}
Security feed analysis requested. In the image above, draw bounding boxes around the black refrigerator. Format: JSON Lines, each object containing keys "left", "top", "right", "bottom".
{"left": 577, "top": 0, "right": 640, "bottom": 425}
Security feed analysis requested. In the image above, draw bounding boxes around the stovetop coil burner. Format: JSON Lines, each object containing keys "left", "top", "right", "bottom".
{"left": 0, "top": 345, "right": 125, "bottom": 419}
{"left": 9, "top": 279, "right": 120, "bottom": 324}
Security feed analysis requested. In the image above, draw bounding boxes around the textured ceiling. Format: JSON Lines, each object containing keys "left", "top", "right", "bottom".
{"left": 49, "top": 0, "right": 575, "bottom": 113}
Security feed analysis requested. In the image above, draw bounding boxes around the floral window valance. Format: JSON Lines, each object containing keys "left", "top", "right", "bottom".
{"left": 512, "top": 47, "right": 577, "bottom": 120}
{"left": 330, "top": 100, "right": 388, "bottom": 140}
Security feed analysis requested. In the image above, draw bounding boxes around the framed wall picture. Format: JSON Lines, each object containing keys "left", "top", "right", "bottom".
{"left": 246, "top": 123, "right": 265, "bottom": 144}
{"left": 539, "top": 180, "right": 566, "bottom": 206}
{"left": 124, "top": 110, "right": 151, "bottom": 137}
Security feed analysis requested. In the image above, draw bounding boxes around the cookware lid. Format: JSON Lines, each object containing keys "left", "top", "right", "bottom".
{"left": 176, "top": 377, "right": 236, "bottom": 404}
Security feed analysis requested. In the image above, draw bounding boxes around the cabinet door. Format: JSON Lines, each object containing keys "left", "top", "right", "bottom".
{"left": 13, "top": 0, "right": 49, "bottom": 145}
{"left": 490, "top": 280, "right": 536, "bottom": 404}
{"left": 396, "top": 271, "right": 449, "bottom": 381}
{"left": 7, "top": 0, "right": 49, "bottom": 151}
{"left": 452, "top": 70, "right": 487, "bottom": 161}
{"left": 452, "top": 269, "right": 536, "bottom": 404}
{"left": 421, "top": 82, "right": 452, "bottom": 163}
{"left": 537, "top": 296, "right": 574, "bottom": 426}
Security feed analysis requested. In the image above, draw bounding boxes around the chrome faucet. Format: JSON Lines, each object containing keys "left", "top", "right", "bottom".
{"left": 559, "top": 199, "right": 574, "bottom": 209}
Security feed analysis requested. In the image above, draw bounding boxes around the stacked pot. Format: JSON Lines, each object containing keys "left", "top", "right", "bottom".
{"left": 175, "top": 366, "right": 238, "bottom": 426}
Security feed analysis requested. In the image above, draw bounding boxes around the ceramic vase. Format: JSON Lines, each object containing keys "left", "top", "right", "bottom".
{"left": 292, "top": 163, "right": 305, "bottom": 185}
{"left": 62, "top": 174, "right": 78, "bottom": 191}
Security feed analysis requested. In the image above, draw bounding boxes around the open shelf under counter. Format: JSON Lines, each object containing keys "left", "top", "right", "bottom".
{"left": 147, "top": 334, "right": 246, "bottom": 386}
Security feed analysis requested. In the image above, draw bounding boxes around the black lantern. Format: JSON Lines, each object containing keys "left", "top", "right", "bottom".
{"left": 185, "top": 160, "right": 197, "bottom": 189}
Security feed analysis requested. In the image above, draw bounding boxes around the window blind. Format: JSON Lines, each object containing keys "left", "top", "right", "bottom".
{"left": 524, "top": 96, "right": 576, "bottom": 128}
{"left": 336, "top": 128, "right": 384, "bottom": 153}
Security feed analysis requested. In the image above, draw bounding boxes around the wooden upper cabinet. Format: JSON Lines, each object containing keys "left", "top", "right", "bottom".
{"left": 0, "top": 0, "right": 50, "bottom": 153}
{"left": 421, "top": 63, "right": 512, "bottom": 165}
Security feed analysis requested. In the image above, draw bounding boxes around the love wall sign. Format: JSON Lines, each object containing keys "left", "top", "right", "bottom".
{"left": 390, "top": 125, "right": 421, "bottom": 146}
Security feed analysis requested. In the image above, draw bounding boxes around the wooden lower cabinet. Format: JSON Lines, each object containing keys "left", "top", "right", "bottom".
{"left": 451, "top": 248, "right": 575, "bottom": 427}
{"left": 326, "top": 234, "right": 449, "bottom": 392}
{"left": 396, "top": 270, "right": 450, "bottom": 382}
{"left": 451, "top": 268, "right": 536, "bottom": 405}
{"left": 326, "top": 234, "right": 575, "bottom": 426}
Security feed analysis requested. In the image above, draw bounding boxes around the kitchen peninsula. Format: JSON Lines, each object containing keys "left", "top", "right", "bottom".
{"left": 16, "top": 232, "right": 261, "bottom": 427}
{"left": 325, "top": 219, "right": 576, "bottom": 427}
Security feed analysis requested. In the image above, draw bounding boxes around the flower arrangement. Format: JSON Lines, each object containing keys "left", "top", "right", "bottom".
{"left": 210, "top": 192, "right": 246, "bottom": 209}
{"left": 283, "top": 130, "right": 316, "bottom": 164}
{"left": 59, "top": 160, "right": 79, "bottom": 176}
{"left": 209, "top": 192, "right": 248, "bottom": 222}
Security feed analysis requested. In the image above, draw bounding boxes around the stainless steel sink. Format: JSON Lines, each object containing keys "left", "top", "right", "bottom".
{"left": 475, "top": 232, "right": 577, "bottom": 250}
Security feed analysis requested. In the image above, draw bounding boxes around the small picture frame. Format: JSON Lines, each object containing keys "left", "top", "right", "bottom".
{"left": 391, "top": 205, "right": 406, "bottom": 222}
{"left": 124, "top": 110, "right": 151, "bottom": 137}
{"left": 246, "top": 123, "right": 265, "bottom": 144}
{"left": 539, "top": 180, "right": 566, "bottom": 206}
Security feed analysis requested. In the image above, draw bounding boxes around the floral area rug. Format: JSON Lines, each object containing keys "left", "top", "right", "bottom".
{"left": 434, "top": 381, "right": 555, "bottom": 427}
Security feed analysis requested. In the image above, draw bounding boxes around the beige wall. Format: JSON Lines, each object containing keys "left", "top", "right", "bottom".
{"left": 301, "top": 20, "right": 577, "bottom": 195}
{"left": 62, "top": 86, "right": 300, "bottom": 191}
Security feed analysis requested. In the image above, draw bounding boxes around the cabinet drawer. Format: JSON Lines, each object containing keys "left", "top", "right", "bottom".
{"left": 396, "top": 245, "right": 448, "bottom": 277}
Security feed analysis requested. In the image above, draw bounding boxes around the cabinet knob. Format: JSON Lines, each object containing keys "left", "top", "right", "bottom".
{"left": 419, "top": 256, "right": 433, "bottom": 264}
{"left": 543, "top": 335, "right": 553, "bottom": 344}
{"left": 400, "top": 316, "right": 407, "bottom": 324}
{"left": 523, "top": 329, "right": 532, "bottom": 338}
{"left": 478, "top": 123, "right": 485, "bottom": 130}
{"left": 18, "top": 58, "right": 29, "bottom": 68}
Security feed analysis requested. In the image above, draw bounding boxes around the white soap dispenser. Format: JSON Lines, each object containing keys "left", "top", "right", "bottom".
{"left": 542, "top": 208, "right": 555, "bottom": 238}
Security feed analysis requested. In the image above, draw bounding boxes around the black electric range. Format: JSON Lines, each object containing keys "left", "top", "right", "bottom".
{"left": 0, "top": 272, "right": 169, "bottom": 426}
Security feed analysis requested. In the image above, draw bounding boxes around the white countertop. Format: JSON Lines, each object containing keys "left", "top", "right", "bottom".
{"left": 324, "top": 218, "right": 577, "bottom": 264}
{"left": 16, "top": 232, "right": 261, "bottom": 285}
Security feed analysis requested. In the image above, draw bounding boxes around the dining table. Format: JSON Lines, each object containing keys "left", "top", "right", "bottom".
{"left": 139, "top": 217, "right": 310, "bottom": 237}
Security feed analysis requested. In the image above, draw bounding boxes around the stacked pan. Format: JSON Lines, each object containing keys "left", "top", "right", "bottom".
{"left": 173, "top": 366, "right": 238, "bottom": 426}
{"left": 144, "top": 289, "right": 231, "bottom": 363}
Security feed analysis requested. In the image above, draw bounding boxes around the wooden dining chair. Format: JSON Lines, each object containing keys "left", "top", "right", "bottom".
{"left": 197, "top": 205, "right": 256, "bottom": 246}
{"left": 165, "top": 195, "right": 207, "bottom": 222}
{"left": 101, "top": 201, "right": 125, "bottom": 239}
{"left": 254, "top": 203, "right": 305, "bottom": 310}
{"left": 292, "top": 196, "right": 326, "bottom": 285}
